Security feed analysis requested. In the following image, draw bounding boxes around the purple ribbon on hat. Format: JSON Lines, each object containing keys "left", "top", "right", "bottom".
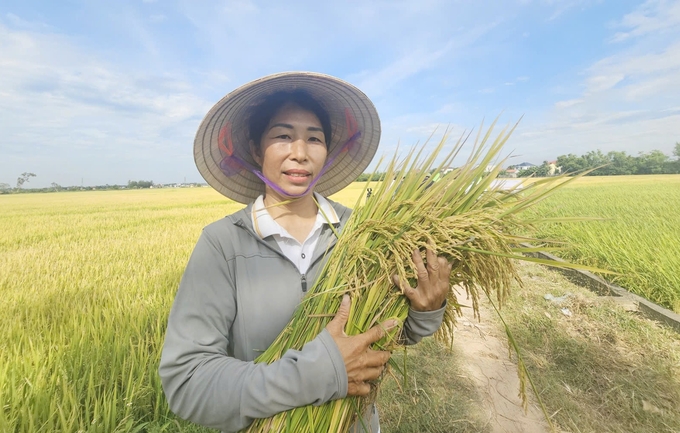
{"left": 218, "top": 108, "right": 362, "bottom": 199}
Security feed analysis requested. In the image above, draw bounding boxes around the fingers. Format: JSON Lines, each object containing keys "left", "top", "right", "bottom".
{"left": 392, "top": 274, "right": 420, "bottom": 305}
{"left": 395, "top": 243, "right": 452, "bottom": 311}
{"left": 347, "top": 381, "right": 372, "bottom": 396}
{"left": 426, "top": 241, "right": 439, "bottom": 273}
{"left": 326, "top": 294, "right": 350, "bottom": 336}
{"left": 412, "top": 248, "right": 429, "bottom": 282}
{"left": 392, "top": 274, "right": 421, "bottom": 310}
{"left": 413, "top": 241, "right": 441, "bottom": 281}
{"left": 347, "top": 357, "right": 388, "bottom": 381}
{"left": 391, "top": 274, "right": 410, "bottom": 292}
{"left": 346, "top": 351, "right": 391, "bottom": 396}
{"left": 438, "top": 256, "right": 452, "bottom": 282}
{"left": 361, "top": 319, "right": 399, "bottom": 346}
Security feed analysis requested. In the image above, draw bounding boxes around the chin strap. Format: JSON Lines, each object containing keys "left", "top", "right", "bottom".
{"left": 217, "top": 108, "right": 362, "bottom": 199}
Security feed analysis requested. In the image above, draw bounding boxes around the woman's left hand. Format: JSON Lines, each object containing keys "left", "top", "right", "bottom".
{"left": 392, "top": 242, "right": 452, "bottom": 312}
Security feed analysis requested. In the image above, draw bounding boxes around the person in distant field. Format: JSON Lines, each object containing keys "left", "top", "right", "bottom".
{"left": 159, "top": 72, "right": 453, "bottom": 433}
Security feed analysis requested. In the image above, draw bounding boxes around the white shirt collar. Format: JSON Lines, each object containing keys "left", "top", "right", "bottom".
{"left": 251, "top": 193, "right": 339, "bottom": 240}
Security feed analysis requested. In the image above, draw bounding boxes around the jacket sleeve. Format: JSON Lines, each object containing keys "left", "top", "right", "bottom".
{"left": 401, "top": 304, "right": 446, "bottom": 345}
{"left": 159, "top": 229, "right": 348, "bottom": 432}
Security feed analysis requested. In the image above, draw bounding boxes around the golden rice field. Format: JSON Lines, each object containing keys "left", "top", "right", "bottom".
{"left": 0, "top": 186, "right": 363, "bottom": 433}
{"left": 528, "top": 174, "right": 680, "bottom": 313}
{"left": 0, "top": 176, "right": 678, "bottom": 432}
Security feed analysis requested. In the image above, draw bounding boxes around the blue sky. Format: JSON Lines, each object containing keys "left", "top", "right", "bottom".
{"left": 1, "top": 0, "right": 679, "bottom": 188}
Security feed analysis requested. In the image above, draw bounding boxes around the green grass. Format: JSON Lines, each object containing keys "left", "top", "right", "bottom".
{"left": 502, "top": 261, "right": 680, "bottom": 433}
{"left": 528, "top": 175, "right": 680, "bottom": 313}
{"left": 377, "top": 340, "right": 490, "bottom": 433}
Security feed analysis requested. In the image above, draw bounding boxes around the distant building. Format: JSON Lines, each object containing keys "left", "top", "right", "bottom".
{"left": 504, "top": 168, "right": 518, "bottom": 178}
{"left": 548, "top": 160, "right": 562, "bottom": 176}
{"left": 512, "top": 162, "right": 536, "bottom": 169}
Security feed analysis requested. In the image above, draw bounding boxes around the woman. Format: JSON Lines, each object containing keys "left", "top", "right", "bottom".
{"left": 159, "top": 72, "right": 452, "bottom": 432}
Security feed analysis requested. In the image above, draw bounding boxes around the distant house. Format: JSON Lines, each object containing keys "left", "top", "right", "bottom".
{"left": 548, "top": 160, "right": 562, "bottom": 176}
{"left": 513, "top": 162, "right": 536, "bottom": 170}
{"left": 504, "top": 168, "right": 518, "bottom": 178}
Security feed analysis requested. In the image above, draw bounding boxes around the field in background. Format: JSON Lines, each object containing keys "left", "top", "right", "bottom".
{"left": 0, "top": 185, "right": 373, "bottom": 432}
{"left": 528, "top": 174, "right": 680, "bottom": 313}
{"left": 1, "top": 175, "right": 678, "bottom": 431}
{"left": 0, "top": 188, "right": 236, "bottom": 432}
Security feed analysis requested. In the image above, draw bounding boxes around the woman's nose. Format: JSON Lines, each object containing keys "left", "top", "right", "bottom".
{"left": 289, "top": 138, "right": 308, "bottom": 161}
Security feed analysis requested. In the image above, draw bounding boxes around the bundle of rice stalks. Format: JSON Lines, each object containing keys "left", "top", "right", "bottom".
{"left": 242, "top": 121, "right": 586, "bottom": 432}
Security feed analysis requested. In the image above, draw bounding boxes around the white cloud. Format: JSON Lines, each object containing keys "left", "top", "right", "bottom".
{"left": 610, "top": 0, "right": 680, "bottom": 42}
{"left": 585, "top": 40, "right": 680, "bottom": 100}
{"left": 0, "top": 22, "right": 212, "bottom": 187}
{"left": 349, "top": 44, "right": 454, "bottom": 99}
{"left": 5, "top": 13, "right": 53, "bottom": 31}
{"left": 350, "top": 19, "right": 500, "bottom": 98}
{"left": 514, "top": 0, "right": 680, "bottom": 162}
{"left": 555, "top": 98, "right": 584, "bottom": 108}
{"left": 585, "top": 74, "right": 625, "bottom": 93}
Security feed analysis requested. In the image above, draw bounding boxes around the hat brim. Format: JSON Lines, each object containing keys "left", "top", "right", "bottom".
{"left": 194, "top": 71, "right": 381, "bottom": 204}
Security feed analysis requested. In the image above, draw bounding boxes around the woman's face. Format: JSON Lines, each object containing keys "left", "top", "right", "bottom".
{"left": 252, "top": 102, "right": 328, "bottom": 199}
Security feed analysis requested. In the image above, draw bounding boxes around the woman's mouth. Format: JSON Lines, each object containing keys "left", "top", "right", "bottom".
{"left": 284, "top": 170, "right": 311, "bottom": 183}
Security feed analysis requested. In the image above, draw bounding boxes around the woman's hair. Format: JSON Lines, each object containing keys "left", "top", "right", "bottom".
{"left": 247, "top": 90, "right": 332, "bottom": 149}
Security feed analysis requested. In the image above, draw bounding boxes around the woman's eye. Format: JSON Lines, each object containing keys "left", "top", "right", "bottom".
{"left": 276, "top": 134, "right": 291, "bottom": 140}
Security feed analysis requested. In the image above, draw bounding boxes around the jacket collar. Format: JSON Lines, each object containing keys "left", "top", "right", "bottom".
{"left": 250, "top": 193, "right": 340, "bottom": 240}
{"left": 231, "top": 198, "right": 350, "bottom": 268}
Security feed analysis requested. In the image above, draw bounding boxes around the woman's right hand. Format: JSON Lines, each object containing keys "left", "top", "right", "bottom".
{"left": 325, "top": 294, "right": 398, "bottom": 396}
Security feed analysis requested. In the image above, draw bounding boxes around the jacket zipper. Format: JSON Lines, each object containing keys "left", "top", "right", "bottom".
{"left": 234, "top": 219, "right": 339, "bottom": 294}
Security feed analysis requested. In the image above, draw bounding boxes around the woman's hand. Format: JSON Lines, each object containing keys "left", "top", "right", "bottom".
{"left": 326, "top": 295, "right": 397, "bottom": 396}
{"left": 392, "top": 242, "right": 452, "bottom": 312}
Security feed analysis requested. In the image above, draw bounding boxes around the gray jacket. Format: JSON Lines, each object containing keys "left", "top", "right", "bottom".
{"left": 159, "top": 200, "right": 445, "bottom": 432}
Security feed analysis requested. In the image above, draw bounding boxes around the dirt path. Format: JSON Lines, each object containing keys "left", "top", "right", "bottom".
{"left": 452, "top": 288, "right": 551, "bottom": 433}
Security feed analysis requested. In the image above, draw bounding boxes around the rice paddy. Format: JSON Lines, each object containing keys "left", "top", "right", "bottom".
{"left": 527, "top": 174, "right": 680, "bottom": 313}
{"left": 1, "top": 173, "right": 678, "bottom": 432}
{"left": 0, "top": 188, "right": 233, "bottom": 432}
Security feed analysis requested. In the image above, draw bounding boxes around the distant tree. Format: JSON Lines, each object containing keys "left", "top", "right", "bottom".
{"left": 16, "top": 172, "right": 36, "bottom": 189}
{"left": 674, "top": 142, "right": 680, "bottom": 159}
{"left": 556, "top": 154, "right": 586, "bottom": 174}
{"left": 604, "top": 151, "right": 635, "bottom": 175}
{"left": 51, "top": 182, "right": 62, "bottom": 191}
{"left": 128, "top": 180, "right": 154, "bottom": 189}
{"left": 518, "top": 162, "right": 550, "bottom": 177}
{"left": 583, "top": 150, "right": 609, "bottom": 174}
{"left": 356, "top": 172, "right": 386, "bottom": 182}
{"left": 0, "top": 182, "right": 10, "bottom": 192}
{"left": 635, "top": 150, "right": 669, "bottom": 174}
